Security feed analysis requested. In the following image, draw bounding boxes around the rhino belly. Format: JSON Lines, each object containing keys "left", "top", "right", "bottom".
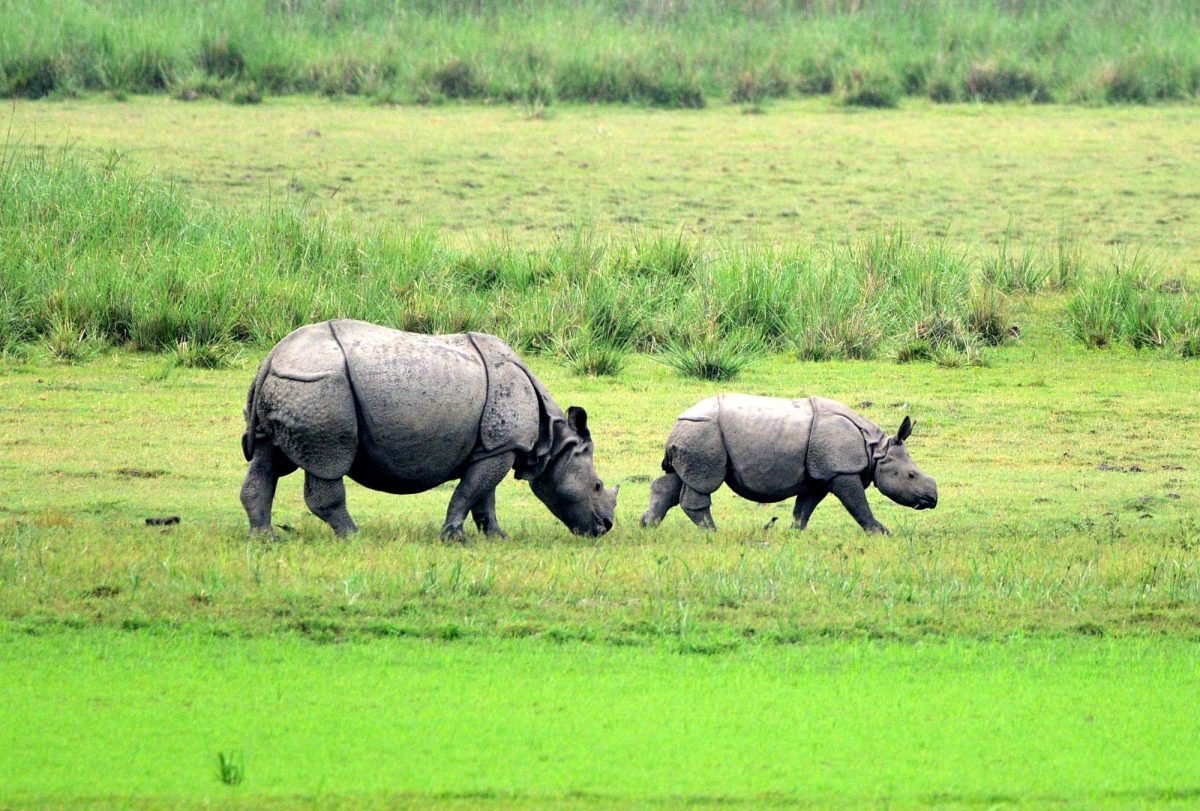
{"left": 334, "top": 322, "right": 488, "bottom": 492}
{"left": 719, "top": 395, "right": 811, "bottom": 501}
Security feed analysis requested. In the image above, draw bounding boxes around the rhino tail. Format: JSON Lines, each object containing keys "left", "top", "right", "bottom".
{"left": 241, "top": 356, "right": 272, "bottom": 461}
{"left": 661, "top": 449, "right": 675, "bottom": 474}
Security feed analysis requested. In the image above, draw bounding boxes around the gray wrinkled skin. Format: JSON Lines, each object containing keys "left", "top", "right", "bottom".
{"left": 240, "top": 319, "right": 617, "bottom": 540}
{"left": 640, "top": 394, "right": 937, "bottom": 535}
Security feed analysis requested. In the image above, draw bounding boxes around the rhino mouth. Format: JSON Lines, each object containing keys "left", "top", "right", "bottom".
{"left": 575, "top": 514, "right": 614, "bottom": 537}
{"left": 914, "top": 496, "right": 937, "bottom": 510}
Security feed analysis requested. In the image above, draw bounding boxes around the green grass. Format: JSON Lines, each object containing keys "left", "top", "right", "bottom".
{"left": 2, "top": 341, "right": 1198, "bottom": 643}
{"left": 2, "top": 631, "right": 1199, "bottom": 808}
{"left": 7, "top": 98, "right": 1199, "bottom": 270}
{"left": 1, "top": 147, "right": 1047, "bottom": 369}
{"left": 3, "top": 89, "right": 1200, "bottom": 808}
{"left": 2, "top": 0, "right": 1199, "bottom": 107}
{"left": 4, "top": 142, "right": 1198, "bottom": 372}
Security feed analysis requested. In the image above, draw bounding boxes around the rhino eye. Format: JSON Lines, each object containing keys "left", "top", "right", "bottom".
{"left": 594, "top": 482, "right": 603, "bottom": 492}
{"left": 907, "top": 472, "right": 915, "bottom": 479}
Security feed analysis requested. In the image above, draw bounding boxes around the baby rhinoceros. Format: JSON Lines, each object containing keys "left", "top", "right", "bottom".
{"left": 641, "top": 394, "right": 937, "bottom": 535}
{"left": 241, "top": 319, "right": 618, "bottom": 540}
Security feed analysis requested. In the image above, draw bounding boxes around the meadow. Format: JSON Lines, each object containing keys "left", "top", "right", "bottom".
{"left": 2, "top": 92, "right": 1200, "bottom": 805}
{"left": 5, "top": 101, "right": 1200, "bottom": 374}
{"left": 3, "top": 347, "right": 1200, "bottom": 805}
{"left": 10, "top": 97, "right": 1200, "bottom": 264}
{"left": 2, "top": 0, "right": 1200, "bottom": 107}
{"left": 3, "top": 632, "right": 1199, "bottom": 807}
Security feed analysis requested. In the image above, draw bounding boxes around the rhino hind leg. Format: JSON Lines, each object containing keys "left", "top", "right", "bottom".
{"left": 241, "top": 444, "right": 298, "bottom": 535}
{"left": 792, "top": 487, "right": 828, "bottom": 531}
{"left": 257, "top": 370, "right": 358, "bottom": 482}
{"left": 680, "top": 485, "right": 716, "bottom": 530}
{"left": 666, "top": 419, "right": 727, "bottom": 496}
{"left": 442, "top": 452, "right": 516, "bottom": 542}
{"left": 661, "top": 417, "right": 726, "bottom": 530}
{"left": 640, "top": 473, "right": 682, "bottom": 527}
{"left": 829, "top": 474, "right": 889, "bottom": 535}
{"left": 304, "top": 472, "right": 358, "bottom": 537}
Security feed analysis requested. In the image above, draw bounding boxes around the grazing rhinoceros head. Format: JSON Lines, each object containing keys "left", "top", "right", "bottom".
{"left": 872, "top": 417, "right": 938, "bottom": 511}
{"left": 528, "top": 406, "right": 618, "bottom": 536}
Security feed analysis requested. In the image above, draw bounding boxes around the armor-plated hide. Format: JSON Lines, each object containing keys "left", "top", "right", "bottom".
{"left": 642, "top": 393, "right": 936, "bottom": 534}
{"left": 240, "top": 320, "right": 616, "bottom": 538}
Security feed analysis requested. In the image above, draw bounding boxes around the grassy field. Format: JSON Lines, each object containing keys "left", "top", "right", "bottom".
{"left": 2, "top": 93, "right": 1200, "bottom": 806}
{"left": 7, "top": 97, "right": 1200, "bottom": 265}
{"left": 2, "top": 0, "right": 1199, "bottom": 107}
{"left": 3, "top": 632, "right": 1199, "bottom": 808}
{"left": 5, "top": 101, "right": 1200, "bottom": 372}
{"left": 3, "top": 342, "right": 1198, "bottom": 642}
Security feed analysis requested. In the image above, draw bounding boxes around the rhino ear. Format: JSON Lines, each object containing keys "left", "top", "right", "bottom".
{"left": 567, "top": 406, "right": 591, "bottom": 440}
{"left": 896, "top": 416, "right": 913, "bottom": 444}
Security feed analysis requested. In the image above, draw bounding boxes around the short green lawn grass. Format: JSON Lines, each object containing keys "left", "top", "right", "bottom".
{"left": 2, "top": 631, "right": 1199, "bottom": 808}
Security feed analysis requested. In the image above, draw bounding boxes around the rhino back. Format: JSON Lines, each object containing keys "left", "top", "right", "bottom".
{"left": 718, "top": 395, "right": 813, "bottom": 500}
{"left": 331, "top": 319, "right": 487, "bottom": 490}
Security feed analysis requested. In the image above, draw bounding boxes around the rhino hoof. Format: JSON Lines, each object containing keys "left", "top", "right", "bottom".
{"left": 440, "top": 525, "right": 468, "bottom": 544}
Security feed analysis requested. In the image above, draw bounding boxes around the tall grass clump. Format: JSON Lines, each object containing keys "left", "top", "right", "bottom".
{"left": 981, "top": 238, "right": 1050, "bottom": 293}
{"left": 1052, "top": 232, "right": 1087, "bottom": 291}
{"left": 1177, "top": 311, "right": 1200, "bottom": 358}
{"left": 2, "top": 1, "right": 1199, "bottom": 107}
{"left": 558, "top": 330, "right": 629, "bottom": 377}
{"left": 4, "top": 149, "right": 1179, "bottom": 373}
{"left": 1067, "top": 255, "right": 1196, "bottom": 353}
{"left": 216, "top": 750, "right": 244, "bottom": 787}
{"left": 41, "top": 314, "right": 106, "bottom": 363}
{"left": 962, "top": 62, "right": 1051, "bottom": 103}
{"left": 837, "top": 69, "right": 901, "bottom": 109}
{"left": 660, "top": 327, "right": 763, "bottom": 382}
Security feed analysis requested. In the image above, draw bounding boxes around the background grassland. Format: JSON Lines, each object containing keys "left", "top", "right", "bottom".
{"left": 8, "top": 98, "right": 1200, "bottom": 267}
{"left": 2, "top": 0, "right": 1199, "bottom": 107}
{"left": 5, "top": 107, "right": 1200, "bottom": 369}
{"left": 3, "top": 144, "right": 1037, "bottom": 369}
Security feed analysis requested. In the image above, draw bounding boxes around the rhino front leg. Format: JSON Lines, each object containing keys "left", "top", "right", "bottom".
{"left": 828, "top": 474, "right": 889, "bottom": 535}
{"left": 304, "top": 473, "right": 358, "bottom": 537}
{"left": 442, "top": 453, "right": 516, "bottom": 542}
{"left": 680, "top": 485, "right": 717, "bottom": 530}
{"left": 471, "top": 487, "right": 508, "bottom": 539}
{"left": 640, "top": 473, "right": 682, "bottom": 528}
{"left": 792, "top": 487, "right": 828, "bottom": 531}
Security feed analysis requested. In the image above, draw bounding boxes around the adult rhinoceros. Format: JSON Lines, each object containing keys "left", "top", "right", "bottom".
{"left": 640, "top": 394, "right": 936, "bottom": 534}
{"left": 240, "top": 319, "right": 618, "bottom": 539}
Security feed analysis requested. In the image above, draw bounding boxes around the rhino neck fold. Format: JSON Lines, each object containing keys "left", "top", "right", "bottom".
{"left": 465, "top": 331, "right": 563, "bottom": 481}
{"left": 808, "top": 396, "right": 883, "bottom": 485}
